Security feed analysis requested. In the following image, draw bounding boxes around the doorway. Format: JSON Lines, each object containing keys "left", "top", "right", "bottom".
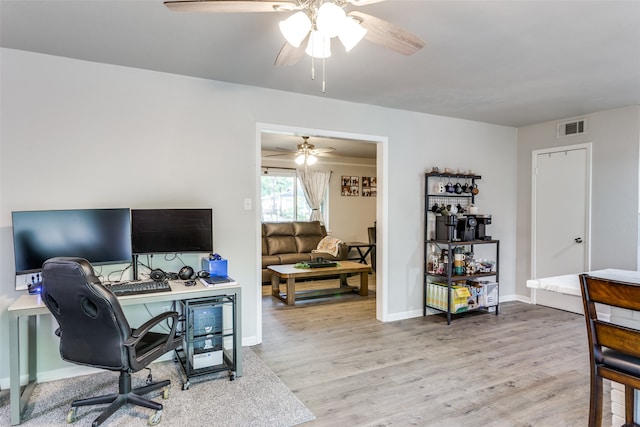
{"left": 531, "top": 143, "right": 591, "bottom": 279}
{"left": 255, "top": 123, "right": 386, "bottom": 343}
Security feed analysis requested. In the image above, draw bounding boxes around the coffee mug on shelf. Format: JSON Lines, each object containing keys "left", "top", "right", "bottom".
{"left": 445, "top": 182, "right": 455, "bottom": 193}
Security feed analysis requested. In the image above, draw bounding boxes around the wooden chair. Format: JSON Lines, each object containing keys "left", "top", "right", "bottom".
{"left": 367, "top": 226, "right": 376, "bottom": 271}
{"left": 580, "top": 273, "right": 640, "bottom": 427}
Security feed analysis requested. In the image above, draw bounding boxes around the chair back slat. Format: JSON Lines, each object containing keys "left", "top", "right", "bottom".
{"left": 583, "top": 276, "right": 640, "bottom": 311}
{"left": 594, "top": 321, "right": 640, "bottom": 359}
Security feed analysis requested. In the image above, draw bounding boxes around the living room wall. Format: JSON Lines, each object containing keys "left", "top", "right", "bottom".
{"left": 0, "top": 48, "right": 517, "bottom": 386}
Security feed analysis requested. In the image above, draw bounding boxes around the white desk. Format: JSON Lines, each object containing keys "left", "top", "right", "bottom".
{"left": 8, "top": 280, "right": 242, "bottom": 426}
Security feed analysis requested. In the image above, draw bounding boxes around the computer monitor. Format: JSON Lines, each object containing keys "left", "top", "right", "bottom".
{"left": 11, "top": 208, "right": 132, "bottom": 275}
{"left": 131, "top": 208, "right": 213, "bottom": 254}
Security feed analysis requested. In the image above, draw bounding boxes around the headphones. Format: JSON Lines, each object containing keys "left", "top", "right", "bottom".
{"left": 150, "top": 268, "right": 167, "bottom": 282}
{"left": 178, "top": 266, "right": 194, "bottom": 281}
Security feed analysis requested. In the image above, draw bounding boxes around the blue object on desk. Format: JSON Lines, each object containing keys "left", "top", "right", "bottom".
{"left": 202, "top": 258, "right": 228, "bottom": 277}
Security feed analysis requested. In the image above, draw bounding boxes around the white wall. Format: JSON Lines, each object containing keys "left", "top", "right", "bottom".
{"left": 0, "top": 48, "right": 517, "bottom": 385}
{"left": 515, "top": 106, "right": 640, "bottom": 298}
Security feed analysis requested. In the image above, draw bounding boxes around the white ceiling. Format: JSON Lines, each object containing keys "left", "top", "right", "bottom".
{"left": 261, "top": 132, "right": 378, "bottom": 160}
{"left": 2, "top": 0, "right": 639, "bottom": 131}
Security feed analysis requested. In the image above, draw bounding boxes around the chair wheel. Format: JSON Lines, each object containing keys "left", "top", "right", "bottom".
{"left": 182, "top": 381, "right": 190, "bottom": 391}
{"left": 229, "top": 372, "right": 236, "bottom": 381}
{"left": 162, "top": 386, "right": 170, "bottom": 400}
{"left": 66, "top": 407, "right": 77, "bottom": 424}
{"left": 148, "top": 410, "right": 162, "bottom": 426}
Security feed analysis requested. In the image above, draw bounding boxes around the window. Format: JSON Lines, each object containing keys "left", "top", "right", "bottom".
{"left": 261, "top": 169, "right": 326, "bottom": 223}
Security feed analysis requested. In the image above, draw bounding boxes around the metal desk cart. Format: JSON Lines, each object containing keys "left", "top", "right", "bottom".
{"left": 175, "top": 293, "right": 238, "bottom": 389}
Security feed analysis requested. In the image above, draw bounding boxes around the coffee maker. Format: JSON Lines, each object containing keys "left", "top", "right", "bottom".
{"left": 473, "top": 214, "right": 492, "bottom": 240}
{"left": 456, "top": 216, "right": 477, "bottom": 241}
{"left": 436, "top": 215, "right": 457, "bottom": 241}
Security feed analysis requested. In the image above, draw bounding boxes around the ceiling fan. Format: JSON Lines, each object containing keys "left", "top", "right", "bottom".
{"left": 266, "top": 136, "right": 335, "bottom": 165}
{"left": 163, "top": 0, "right": 425, "bottom": 89}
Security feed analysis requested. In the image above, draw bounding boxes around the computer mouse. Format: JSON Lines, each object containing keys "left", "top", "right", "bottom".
{"left": 184, "top": 280, "right": 196, "bottom": 287}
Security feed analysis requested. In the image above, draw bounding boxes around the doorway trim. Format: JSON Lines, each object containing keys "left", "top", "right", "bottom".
{"left": 255, "top": 122, "right": 388, "bottom": 344}
{"left": 531, "top": 142, "right": 592, "bottom": 282}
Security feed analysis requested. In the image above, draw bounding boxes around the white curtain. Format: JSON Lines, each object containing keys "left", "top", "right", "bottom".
{"left": 297, "top": 169, "right": 331, "bottom": 223}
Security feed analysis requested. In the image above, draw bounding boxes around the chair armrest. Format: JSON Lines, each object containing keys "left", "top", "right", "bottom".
{"left": 125, "top": 311, "right": 179, "bottom": 347}
{"left": 125, "top": 310, "right": 182, "bottom": 371}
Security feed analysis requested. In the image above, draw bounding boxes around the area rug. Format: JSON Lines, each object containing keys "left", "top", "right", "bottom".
{"left": 0, "top": 347, "right": 314, "bottom": 426}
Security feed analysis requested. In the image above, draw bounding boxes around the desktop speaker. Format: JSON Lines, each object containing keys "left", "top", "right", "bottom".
{"left": 179, "top": 266, "right": 194, "bottom": 280}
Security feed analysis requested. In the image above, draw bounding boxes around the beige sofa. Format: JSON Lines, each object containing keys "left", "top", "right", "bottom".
{"left": 261, "top": 221, "right": 347, "bottom": 284}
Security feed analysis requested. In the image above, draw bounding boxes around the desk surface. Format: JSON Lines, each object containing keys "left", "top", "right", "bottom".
{"left": 9, "top": 279, "right": 241, "bottom": 314}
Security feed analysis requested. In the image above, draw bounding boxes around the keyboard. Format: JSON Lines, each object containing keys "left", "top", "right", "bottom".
{"left": 106, "top": 280, "right": 171, "bottom": 296}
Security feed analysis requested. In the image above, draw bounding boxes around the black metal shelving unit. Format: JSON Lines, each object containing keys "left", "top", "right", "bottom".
{"left": 423, "top": 172, "right": 500, "bottom": 324}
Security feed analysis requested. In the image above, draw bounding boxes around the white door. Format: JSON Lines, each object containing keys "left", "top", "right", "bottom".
{"left": 532, "top": 144, "right": 591, "bottom": 278}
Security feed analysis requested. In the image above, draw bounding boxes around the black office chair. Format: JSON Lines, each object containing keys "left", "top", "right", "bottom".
{"left": 580, "top": 273, "right": 640, "bottom": 427}
{"left": 41, "top": 257, "right": 182, "bottom": 426}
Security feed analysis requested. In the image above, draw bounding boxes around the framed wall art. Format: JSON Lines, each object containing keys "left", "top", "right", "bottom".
{"left": 362, "top": 176, "right": 377, "bottom": 197}
{"left": 341, "top": 176, "right": 359, "bottom": 196}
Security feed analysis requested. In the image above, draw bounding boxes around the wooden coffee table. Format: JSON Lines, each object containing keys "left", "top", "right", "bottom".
{"left": 268, "top": 260, "right": 371, "bottom": 305}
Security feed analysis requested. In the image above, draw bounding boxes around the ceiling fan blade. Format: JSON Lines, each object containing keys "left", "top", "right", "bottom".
{"left": 274, "top": 34, "right": 309, "bottom": 66}
{"left": 264, "top": 152, "right": 294, "bottom": 157}
{"left": 348, "top": 11, "right": 425, "bottom": 55}
{"left": 164, "top": 0, "right": 295, "bottom": 13}
{"left": 311, "top": 147, "right": 335, "bottom": 154}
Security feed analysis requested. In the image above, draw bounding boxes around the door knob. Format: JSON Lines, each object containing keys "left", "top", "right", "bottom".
{"left": 575, "top": 237, "right": 583, "bottom": 244}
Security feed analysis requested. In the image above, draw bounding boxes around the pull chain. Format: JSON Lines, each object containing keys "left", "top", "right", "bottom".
{"left": 322, "top": 56, "right": 326, "bottom": 93}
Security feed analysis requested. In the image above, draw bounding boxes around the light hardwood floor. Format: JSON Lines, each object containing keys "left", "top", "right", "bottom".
{"left": 254, "top": 274, "right": 612, "bottom": 427}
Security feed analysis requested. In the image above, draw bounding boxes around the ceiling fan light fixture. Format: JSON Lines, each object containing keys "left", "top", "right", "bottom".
{"left": 316, "top": 2, "right": 346, "bottom": 38}
{"left": 338, "top": 17, "right": 367, "bottom": 52}
{"left": 279, "top": 11, "right": 311, "bottom": 47}
{"left": 306, "top": 30, "right": 332, "bottom": 58}
{"left": 306, "top": 154, "right": 318, "bottom": 165}
{"left": 295, "top": 153, "right": 306, "bottom": 165}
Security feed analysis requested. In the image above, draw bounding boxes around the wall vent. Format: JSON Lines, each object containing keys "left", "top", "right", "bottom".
{"left": 557, "top": 119, "right": 586, "bottom": 137}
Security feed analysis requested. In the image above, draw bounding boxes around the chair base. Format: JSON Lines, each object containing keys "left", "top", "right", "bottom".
{"left": 70, "top": 371, "right": 170, "bottom": 427}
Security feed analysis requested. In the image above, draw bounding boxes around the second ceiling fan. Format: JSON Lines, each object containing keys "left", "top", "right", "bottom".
{"left": 267, "top": 136, "right": 335, "bottom": 165}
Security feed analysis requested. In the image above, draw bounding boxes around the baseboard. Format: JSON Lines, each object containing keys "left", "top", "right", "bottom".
{"left": 243, "top": 335, "right": 259, "bottom": 346}
{"left": 0, "top": 364, "right": 102, "bottom": 389}
{"left": 0, "top": 350, "right": 182, "bottom": 390}
{"left": 382, "top": 309, "right": 423, "bottom": 322}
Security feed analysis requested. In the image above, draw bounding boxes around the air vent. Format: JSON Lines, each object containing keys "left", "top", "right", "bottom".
{"left": 557, "top": 119, "right": 586, "bottom": 137}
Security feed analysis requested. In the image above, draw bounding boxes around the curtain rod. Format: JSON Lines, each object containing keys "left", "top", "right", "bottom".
{"left": 262, "top": 167, "right": 333, "bottom": 173}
